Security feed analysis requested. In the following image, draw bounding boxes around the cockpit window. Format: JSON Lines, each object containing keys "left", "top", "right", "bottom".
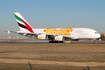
{"left": 95, "top": 32, "right": 98, "bottom": 34}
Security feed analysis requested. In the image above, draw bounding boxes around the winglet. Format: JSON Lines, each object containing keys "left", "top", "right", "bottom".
{"left": 6, "top": 30, "right": 11, "bottom": 34}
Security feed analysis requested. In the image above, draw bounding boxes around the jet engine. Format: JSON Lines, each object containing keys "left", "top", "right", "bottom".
{"left": 37, "top": 34, "right": 47, "bottom": 39}
{"left": 54, "top": 36, "right": 64, "bottom": 41}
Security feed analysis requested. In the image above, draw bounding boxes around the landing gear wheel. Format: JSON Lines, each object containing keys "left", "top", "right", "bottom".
{"left": 49, "top": 41, "right": 63, "bottom": 43}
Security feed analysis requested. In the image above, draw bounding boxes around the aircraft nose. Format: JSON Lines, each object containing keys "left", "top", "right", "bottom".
{"left": 97, "top": 33, "right": 101, "bottom": 38}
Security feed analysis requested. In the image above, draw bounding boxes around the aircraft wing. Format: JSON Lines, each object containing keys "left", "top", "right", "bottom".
{"left": 6, "top": 30, "right": 78, "bottom": 41}
{"left": 7, "top": 30, "right": 38, "bottom": 38}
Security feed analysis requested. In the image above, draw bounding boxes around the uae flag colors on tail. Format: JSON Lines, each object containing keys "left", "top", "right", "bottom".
{"left": 14, "top": 13, "right": 34, "bottom": 33}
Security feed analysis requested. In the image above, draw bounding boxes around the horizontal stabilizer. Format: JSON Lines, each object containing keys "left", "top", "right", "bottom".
{"left": 6, "top": 30, "right": 17, "bottom": 34}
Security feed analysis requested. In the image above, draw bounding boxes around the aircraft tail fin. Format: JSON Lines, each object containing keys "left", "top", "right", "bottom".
{"left": 14, "top": 12, "right": 34, "bottom": 33}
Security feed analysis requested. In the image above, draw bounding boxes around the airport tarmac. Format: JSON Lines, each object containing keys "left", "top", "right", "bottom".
{"left": 0, "top": 38, "right": 105, "bottom": 45}
{"left": 0, "top": 41, "right": 105, "bottom": 45}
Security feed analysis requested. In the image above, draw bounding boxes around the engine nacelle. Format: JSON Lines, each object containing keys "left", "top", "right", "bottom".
{"left": 54, "top": 36, "right": 64, "bottom": 41}
{"left": 37, "top": 34, "right": 47, "bottom": 39}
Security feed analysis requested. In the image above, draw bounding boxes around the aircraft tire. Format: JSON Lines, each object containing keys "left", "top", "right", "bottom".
{"left": 49, "top": 41, "right": 63, "bottom": 43}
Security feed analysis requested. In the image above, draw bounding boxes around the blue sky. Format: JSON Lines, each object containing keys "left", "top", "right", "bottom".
{"left": 0, "top": 0, "right": 105, "bottom": 37}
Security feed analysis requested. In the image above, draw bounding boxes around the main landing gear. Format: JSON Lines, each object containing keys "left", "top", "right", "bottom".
{"left": 49, "top": 41, "right": 71, "bottom": 43}
{"left": 49, "top": 41, "right": 63, "bottom": 43}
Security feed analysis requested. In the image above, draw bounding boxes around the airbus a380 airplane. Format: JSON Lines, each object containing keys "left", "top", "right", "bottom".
{"left": 7, "top": 12, "right": 101, "bottom": 43}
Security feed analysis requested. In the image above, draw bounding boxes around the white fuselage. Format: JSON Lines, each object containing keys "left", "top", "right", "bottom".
{"left": 29, "top": 28, "right": 100, "bottom": 40}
